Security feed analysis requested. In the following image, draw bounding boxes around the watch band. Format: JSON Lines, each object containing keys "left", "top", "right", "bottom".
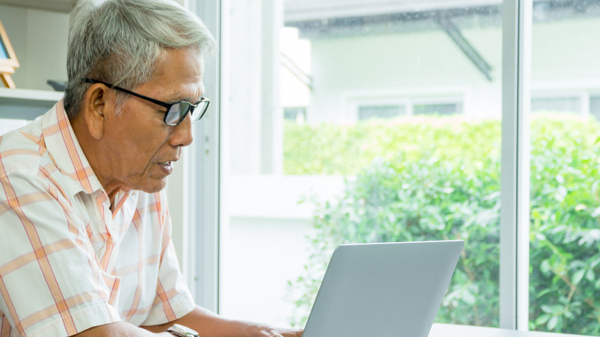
{"left": 166, "top": 324, "right": 199, "bottom": 337}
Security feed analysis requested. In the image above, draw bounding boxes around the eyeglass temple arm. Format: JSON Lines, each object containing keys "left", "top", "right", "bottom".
{"left": 83, "top": 79, "right": 172, "bottom": 109}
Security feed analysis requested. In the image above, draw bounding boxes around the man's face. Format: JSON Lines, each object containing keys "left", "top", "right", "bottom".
{"left": 103, "top": 48, "right": 205, "bottom": 193}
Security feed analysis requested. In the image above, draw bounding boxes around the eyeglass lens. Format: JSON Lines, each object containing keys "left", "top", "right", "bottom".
{"left": 165, "top": 101, "right": 209, "bottom": 125}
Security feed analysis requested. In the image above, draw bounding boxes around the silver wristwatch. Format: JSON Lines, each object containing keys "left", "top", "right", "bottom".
{"left": 166, "top": 324, "right": 199, "bottom": 337}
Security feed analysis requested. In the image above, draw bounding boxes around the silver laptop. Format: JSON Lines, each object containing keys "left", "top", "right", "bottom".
{"left": 302, "top": 240, "right": 464, "bottom": 337}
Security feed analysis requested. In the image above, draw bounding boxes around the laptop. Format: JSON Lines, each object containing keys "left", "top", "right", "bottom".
{"left": 302, "top": 240, "right": 464, "bottom": 337}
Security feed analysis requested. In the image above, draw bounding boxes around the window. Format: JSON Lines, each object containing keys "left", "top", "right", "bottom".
{"left": 284, "top": 107, "right": 307, "bottom": 124}
{"left": 221, "top": 0, "right": 503, "bottom": 328}
{"left": 358, "top": 105, "right": 405, "bottom": 120}
{"left": 531, "top": 97, "right": 581, "bottom": 114}
{"left": 413, "top": 103, "right": 463, "bottom": 116}
{"left": 590, "top": 96, "right": 600, "bottom": 120}
{"left": 528, "top": 2, "right": 600, "bottom": 335}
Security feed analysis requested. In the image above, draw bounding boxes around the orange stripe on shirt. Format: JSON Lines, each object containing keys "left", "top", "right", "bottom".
{"left": 19, "top": 291, "right": 102, "bottom": 331}
{"left": 0, "top": 239, "right": 76, "bottom": 277}
{"left": 0, "top": 171, "right": 78, "bottom": 335}
{"left": 0, "top": 149, "right": 40, "bottom": 160}
{"left": 0, "top": 191, "right": 54, "bottom": 217}
{"left": 155, "top": 280, "right": 177, "bottom": 322}
{"left": 0, "top": 314, "right": 11, "bottom": 337}
{"left": 18, "top": 131, "right": 40, "bottom": 144}
{"left": 0, "top": 275, "right": 25, "bottom": 336}
{"left": 56, "top": 104, "right": 93, "bottom": 194}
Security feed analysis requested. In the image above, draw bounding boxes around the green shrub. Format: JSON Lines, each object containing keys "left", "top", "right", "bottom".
{"left": 285, "top": 115, "right": 600, "bottom": 335}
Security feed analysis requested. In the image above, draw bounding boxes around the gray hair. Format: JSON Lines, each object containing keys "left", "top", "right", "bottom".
{"left": 63, "top": 0, "right": 216, "bottom": 119}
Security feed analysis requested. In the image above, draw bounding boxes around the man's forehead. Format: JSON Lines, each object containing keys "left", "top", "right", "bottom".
{"left": 150, "top": 48, "right": 205, "bottom": 101}
{"left": 168, "top": 84, "right": 205, "bottom": 103}
{"left": 150, "top": 48, "right": 204, "bottom": 81}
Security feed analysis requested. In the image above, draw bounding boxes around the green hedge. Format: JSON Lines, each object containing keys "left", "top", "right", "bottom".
{"left": 284, "top": 115, "right": 600, "bottom": 335}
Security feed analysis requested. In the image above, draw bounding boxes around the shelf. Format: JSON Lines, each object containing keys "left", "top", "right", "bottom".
{"left": 0, "top": 88, "right": 63, "bottom": 120}
{"left": 0, "top": 0, "right": 71, "bottom": 13}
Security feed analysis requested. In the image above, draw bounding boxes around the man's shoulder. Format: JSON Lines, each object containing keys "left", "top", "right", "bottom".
{"left": 0, "top": 119, "right": 46, "bottom": 178}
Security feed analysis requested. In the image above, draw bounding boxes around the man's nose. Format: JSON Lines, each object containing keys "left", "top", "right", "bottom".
{"left": 171, "top": 113, "right": 194, "bottom": 147}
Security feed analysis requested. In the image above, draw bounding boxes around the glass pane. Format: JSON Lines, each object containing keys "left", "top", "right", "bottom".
{"left": 284, "top": 107, "right": 307, "bottom": 124}
{"left": 591, "top": 96, "right": 600, "bottom": 120}
{"left": 222, "top": 0, "right": 503, "bottom": 328}
{"left": 531, "top": 97, "right": 581, "bottom": 114}
{"left": 529, "top": 1, "right": 600, "bottom": 334}
{"left": 413, "top": 103, "right": 463, "bottom": 116}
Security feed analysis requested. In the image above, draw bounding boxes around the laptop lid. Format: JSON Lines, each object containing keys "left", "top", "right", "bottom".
{"left": 303, "top": 240, "right": 464, "bottom": 337}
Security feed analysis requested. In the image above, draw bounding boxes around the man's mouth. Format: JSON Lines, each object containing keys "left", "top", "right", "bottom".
{"left": 158, "top": 161, "right": 173, "bottom": 169}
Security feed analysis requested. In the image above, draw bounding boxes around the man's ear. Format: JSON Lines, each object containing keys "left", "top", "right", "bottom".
{"left": 84, "top": 84, "right": 110, "bottom": 140}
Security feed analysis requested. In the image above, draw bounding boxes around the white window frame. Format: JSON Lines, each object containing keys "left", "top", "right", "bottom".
{"left": 180, "top": 0, "right": 222, "bottom": 313}
{"left": 500, "top": 0, "right": 532, "bottom": 330}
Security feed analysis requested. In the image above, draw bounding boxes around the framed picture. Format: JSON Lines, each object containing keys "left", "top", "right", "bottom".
{"left": 0, "top": 19, "right": 19, "bottom": 88}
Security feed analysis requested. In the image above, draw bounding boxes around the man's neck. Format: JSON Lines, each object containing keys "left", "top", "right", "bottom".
{"left": 71, "top": 113, "right": 126, "bottom": 207}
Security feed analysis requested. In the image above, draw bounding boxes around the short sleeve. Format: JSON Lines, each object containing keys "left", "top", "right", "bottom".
{"left": 141, "top": 192, "right": 196, "bottom": 326}
{"left": 0, "top": 172, "right": 120, "bottom": 337}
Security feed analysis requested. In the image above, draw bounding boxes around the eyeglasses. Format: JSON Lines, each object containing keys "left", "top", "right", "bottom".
{"left": 83, "top": 78, "right": 210, "bottom": 126}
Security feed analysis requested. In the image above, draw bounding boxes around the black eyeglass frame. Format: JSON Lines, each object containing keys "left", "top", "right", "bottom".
{"left": 83, "top": 78, "right": 210, "bottom": 126}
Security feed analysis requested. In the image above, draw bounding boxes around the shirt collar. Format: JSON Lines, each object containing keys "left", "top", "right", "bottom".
{"left": 41, "top": 100, "right": 104, "bottom": 196}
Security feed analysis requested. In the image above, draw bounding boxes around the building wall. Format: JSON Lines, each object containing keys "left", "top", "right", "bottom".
{"left": 306, "top": 17, "right": 600, "bottom": 123}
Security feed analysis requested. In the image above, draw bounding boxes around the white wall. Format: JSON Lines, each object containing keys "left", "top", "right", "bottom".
{"left": 220, "top": 175, "right": 346, "bottom": 326}
{"left": 220, "top": 217, "right": 313, "bottom": 327}
{"left": 0, "top": 5, "right": 69, "bottom": 90}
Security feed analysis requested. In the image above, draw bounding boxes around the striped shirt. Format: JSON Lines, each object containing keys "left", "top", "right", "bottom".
{"left": 0, "top": 101, "right": 195, "bottom": 337}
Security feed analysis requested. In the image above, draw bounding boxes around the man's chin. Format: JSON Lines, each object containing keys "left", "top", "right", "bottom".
{"left": 138, "top": 178, "right": 168, "bottom": 194}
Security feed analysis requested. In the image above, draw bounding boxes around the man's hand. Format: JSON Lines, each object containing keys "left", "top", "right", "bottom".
{"left": 253, "top": 325, "right": 303, "bottom": 337}
{"left": 143, "top": 306, "right": 303, "bottom": 337}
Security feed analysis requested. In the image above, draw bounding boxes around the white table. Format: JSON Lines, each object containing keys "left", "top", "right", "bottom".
{"left": 429, "top": 324, "right": 584, "bottom": 337}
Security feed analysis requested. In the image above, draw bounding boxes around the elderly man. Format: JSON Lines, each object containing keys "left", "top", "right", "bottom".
{"left": 0, "top": 0, "right": 303, "bottom": 336}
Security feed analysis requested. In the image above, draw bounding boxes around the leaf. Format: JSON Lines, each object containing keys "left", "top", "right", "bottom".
{"left": 461, "top": 290, "right": 476, "bottom": 305}
{"left": 587, "top": 269, "right": 596, "bottom": 282}
{"left": 575, "top": 204, "right": 587, "bottom": 211}
{"left": 548, "top": 316, "right": 559, "bottom": 330}
{"left": 573, "top": 269, "right": 586, "bottom": 285}
{"left": 556, "top": 186, "right": 568, "bottom": 201}
{"left": 536, "top": 314, "right": 552, "bottom": 325}
{"left": 541, "top": 260, "right": 551, "bottom": 274}
{"left": 541, "top": 305, "right": 563, "bottom": 314}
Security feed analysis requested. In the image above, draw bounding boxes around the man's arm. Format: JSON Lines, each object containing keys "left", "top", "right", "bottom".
{"left": 74, "top": 306, "right": 303, "bottom": 337}
{"left": 74, "top": 322, "right": 171, "bottom": 337}
{"left": 142, "top": 306, "right": 303, "bottom": 337}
